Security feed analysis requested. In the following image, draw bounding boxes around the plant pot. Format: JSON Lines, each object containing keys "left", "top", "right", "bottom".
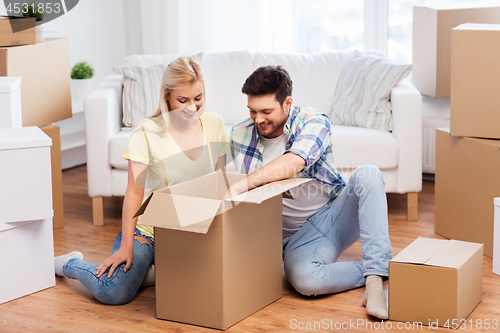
{"left": 71, "top": 78, "right": 93, "bottom": 99}
{"left": 36, "top": 24, "right": 45, "bottom": 43}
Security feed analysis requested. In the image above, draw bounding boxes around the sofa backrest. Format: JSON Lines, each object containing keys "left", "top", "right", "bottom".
{"left": 121, "top": 50, "right": 354, "bottom": 125}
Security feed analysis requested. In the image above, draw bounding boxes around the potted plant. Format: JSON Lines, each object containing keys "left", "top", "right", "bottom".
{"left": 70, "top": 61, "right": 95, "bottom": 99}
{"left": 22, "top": 2, "right": 45, "bottom": 42}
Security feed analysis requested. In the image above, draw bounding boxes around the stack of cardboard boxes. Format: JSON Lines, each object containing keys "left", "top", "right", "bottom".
{"left": 0, "top": 126, "right": 56, "bottom": 304}
{"left": 0, "top": 17, "right": 72, "bottom": 229}
{"left": 0, "top": 19, "right": 72, "bottom": 303}
{"left": 412, "top": 4, "right": 500, "bottom": 175}
{"left": 435, "top": 23, "right": 500, "bottom": 259}
{"left": 388, "top": 5, "right": 500, "bottom": 327}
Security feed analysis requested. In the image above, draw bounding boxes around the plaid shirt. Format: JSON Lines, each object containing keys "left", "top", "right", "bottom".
{"left": 230, "top": 105, "right": 346, "bottom": 197}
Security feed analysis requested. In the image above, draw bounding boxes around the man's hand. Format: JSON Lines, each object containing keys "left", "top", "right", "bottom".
{"left": 96, "top": 246, "right": 133, "bottom": 278}
{"left": 224, "top": 178, "right": 249, "bottom": 200}
{"left": 224, "top": 152, "right": 306, "bottom": 200}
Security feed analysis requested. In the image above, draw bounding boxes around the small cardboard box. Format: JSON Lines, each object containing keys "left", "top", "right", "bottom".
{"left": 450, "top": 23, "right": 500, "bottom": 139}
{"left": 0, "top": 218, "right": 55, "bottom": 304}
{"left": 40, "top": 124, "right": 64, "bottom": 229}
{"left": 0, "top": 76, "right": 22, "bottom": 128}
{"left": 0, "top": 38, "right": 72, "bottom": 127}
{"left": 412, "top": 4, "right": 500, "bottom": 98}
{"left": 494, "top": 198, "right": 500, "bottom": 276}
{"left": 137, "top": 171, "right": 310, "bottom": 330}
{"left": 435, "top": 128, "right": 500, "bottom": 258}
{"left": 0, "top": 126, "right": 53, "bottom": 223}
{"left": 389, "top": 237, "right": 483, "bottom": 328}
{"left": 0, "top": 17, "right": 36, "bottom": 47}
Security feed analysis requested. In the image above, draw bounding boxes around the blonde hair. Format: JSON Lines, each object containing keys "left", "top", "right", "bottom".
{"left": 150, "top": 56, "right": 206, "bottom": 120}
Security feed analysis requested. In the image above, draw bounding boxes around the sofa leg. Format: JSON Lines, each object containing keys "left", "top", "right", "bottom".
{"left": 407, "top": 192, "right": 418, "bottom": 221}
{"left": 92, "top": 196, "right": 104, "bottom": 226}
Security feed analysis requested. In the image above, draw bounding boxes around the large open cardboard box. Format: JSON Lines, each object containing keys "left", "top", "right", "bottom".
{"left": 435, "top": 128, "right": 500, "bottom": 258}
{"left": 412, "top": 3, "right": 500, "bottom": 98}
{"left": 136, "top": 171, "right": 309, "bottom": 330}
{"left": 450, "top": 23, "right": 500, "bottom": 140}
{"left": 0, "top": 38, "right": 72, "bottom": 127}
{"left": 389, "top": 237, "right": 483, "bottom": 328}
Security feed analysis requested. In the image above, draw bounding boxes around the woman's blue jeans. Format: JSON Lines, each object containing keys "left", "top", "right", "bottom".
{"left": 283, "top": 165, "right": 393, "bottom": 296}
{"left": 62, "top": 229, "right": 154, "bottom": 305}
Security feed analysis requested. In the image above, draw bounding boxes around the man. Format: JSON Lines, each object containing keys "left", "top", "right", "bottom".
{"left": 227, "top": 65, "right": 392, "bottom": 319}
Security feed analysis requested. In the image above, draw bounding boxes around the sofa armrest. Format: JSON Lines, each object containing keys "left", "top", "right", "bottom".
{"left": 391, "top": 79, "right": 423, "bottom": 193}
{"left": 84, "top": 75, "right": 123, "bottom": 198}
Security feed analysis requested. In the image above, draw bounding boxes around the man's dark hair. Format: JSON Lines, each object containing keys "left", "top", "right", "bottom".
{"left": 241, "top": 65, "right": 293, "bottom": 105}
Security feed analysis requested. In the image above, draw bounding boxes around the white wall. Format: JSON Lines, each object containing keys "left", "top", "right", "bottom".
{"left": 1, "top": 0, "right": 138, "bottom": 86}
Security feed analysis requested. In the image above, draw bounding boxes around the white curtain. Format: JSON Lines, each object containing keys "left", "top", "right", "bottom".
{"left": 134, "top": 0, "right": 295, "bottom": 55}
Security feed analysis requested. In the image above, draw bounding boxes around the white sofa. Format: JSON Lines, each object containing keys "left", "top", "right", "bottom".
{"left": 84, "top": 50, "right": 422, "bottom": 225}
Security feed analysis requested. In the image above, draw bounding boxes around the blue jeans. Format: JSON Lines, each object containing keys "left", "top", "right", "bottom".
{"left": 283, "top": 165, "right": 392, "bottom": 296}
{"left": 63, "top": 228, "right": 155, "bottom": 305}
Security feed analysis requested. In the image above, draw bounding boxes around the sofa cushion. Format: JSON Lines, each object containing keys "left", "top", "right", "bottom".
{"left": 253, "top": 51, "right": 352, "bottom": 115}
{"left": 112, "top": 64, "right": 166, "bottom": 128}
{"left": 330, "top": 124, "right": 399, "bottom": 170}
{"left": 330, "top": 50, "right": 412, "bottom": 131}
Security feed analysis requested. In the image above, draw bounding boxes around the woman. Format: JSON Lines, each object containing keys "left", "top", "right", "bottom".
{"left": 54, "top": 56, "right": 230, "bottom": 305}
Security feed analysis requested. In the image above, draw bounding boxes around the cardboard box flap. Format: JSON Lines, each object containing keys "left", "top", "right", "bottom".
{"left": 425, "top": 240, "right": 483, "bottom": 269}
{"left": 138, "top": 192, "right": 222, "bottom": 234}
{"left": 454, "top": 23, "right": 500, "bottom": 31}
{"left": 392, "top": 237, "right": 483, "bottom": 269}
{"left": 134, "top": 192, "right": 154, "bottom": 218}
{"left": 0, "top": 76, "right": 21, "bottom": 93}
{"left": 0, "top": 220, "right": 38, "bottom": 232}
{"left": 392, "top": 237, "right": 451, "bottom": 264}
{"left": 227, "top": 178, "right": 312, "bottom": 204}
{"left": 0, "top": 126, "right": 51, "bottom": 150}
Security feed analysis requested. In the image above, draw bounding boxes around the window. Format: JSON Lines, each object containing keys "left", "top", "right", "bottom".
{"left": 295, "top": 0, "right": 364, "bottom": 52}
{"left": 387, "top": 0, "right": 489, "bottom": 63}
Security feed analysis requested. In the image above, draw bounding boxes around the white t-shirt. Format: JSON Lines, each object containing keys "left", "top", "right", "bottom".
{"left": 260, "top": 134, "right": 331, "bottom": 240}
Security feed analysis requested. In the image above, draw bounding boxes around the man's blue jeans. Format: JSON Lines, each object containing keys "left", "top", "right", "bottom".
{"left": 283, "top": 165, "right": 392, "bottom": 296}
{"left": 62, "top": 229, "right": 154, "bottom": 305}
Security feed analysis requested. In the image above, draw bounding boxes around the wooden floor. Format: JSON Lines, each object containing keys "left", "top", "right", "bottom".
{"left": 1, "top": 165, "right": 499, "bottom": 332}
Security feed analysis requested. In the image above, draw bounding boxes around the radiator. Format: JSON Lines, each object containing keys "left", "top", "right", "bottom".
{"left": 422, "top": 117, "right": 450, "bottom": 174}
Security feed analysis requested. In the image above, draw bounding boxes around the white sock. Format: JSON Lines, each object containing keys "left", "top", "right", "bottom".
{"left": 140, "top": 264, "right": 155, "bottom": 287}
{"left": 362, "top": 275, "right": 388, "bottom": 319}
{"left": 54, "top": 251, "right": 84, "bottom": 277}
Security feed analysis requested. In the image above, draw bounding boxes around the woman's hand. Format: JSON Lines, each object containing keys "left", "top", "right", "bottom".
{"left": 96, "top": 246, "right": 133, "bottom": 278}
